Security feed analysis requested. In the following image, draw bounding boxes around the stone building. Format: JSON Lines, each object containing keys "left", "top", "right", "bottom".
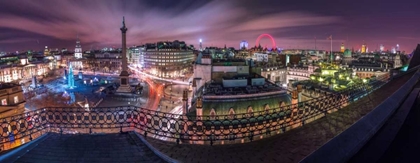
{"left": 0, "top": 83, "right": 25, "bottom": 118}
{"left": 141, "top": 40, "right": 194, "bottom": 78}
{"left": 192, "top": 54, "right": 291, "bottom": 117}
{"left": 0, "top": 54, "right": 52, "bottom": 84}
{"left": 84, "top": 50, "right": 123, "bottom": 74}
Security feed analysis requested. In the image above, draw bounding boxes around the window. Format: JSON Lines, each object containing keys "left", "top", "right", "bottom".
{"left": 210, "top": 108, "right": 216, "bottom": 120}
{"left": 1, "top": 99, "right": 7, "bottom": 105}
{"left": 14, "top": 96, "right": 18, "bottom": 104}
{"left": 264, "top": 104, "right": 270, "bottom": 113}
{"left": 247, "top": 106, "right": 253, "bottom": 116}
{"left": 229, "top": 108, "right": 235, "bottom": 119}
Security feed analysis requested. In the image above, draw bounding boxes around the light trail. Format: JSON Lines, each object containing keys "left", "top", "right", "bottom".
{"left": 128, "top": 66, "right": 190, "bottom": 85}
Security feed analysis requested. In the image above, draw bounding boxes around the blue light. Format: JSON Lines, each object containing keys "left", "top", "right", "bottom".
{"left": 401, "top": 64, "right": 409, "bottom": 71}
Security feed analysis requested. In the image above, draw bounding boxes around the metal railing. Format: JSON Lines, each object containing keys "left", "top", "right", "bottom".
{"left": 1, "top": 68, "right": 418, "bottom": 150}
{"left": 0, "top": 79, "right": 387, "bottom": 148}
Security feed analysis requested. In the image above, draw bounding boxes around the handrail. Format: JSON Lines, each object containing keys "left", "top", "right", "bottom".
{"left": 300, "top": 66, "right": 420, "bottom": 163}
{"left": 0, "top": 78, "right": 387, "bottom": 149}
{"left": 0, "top": 66, "right": 417, "bottom": 150}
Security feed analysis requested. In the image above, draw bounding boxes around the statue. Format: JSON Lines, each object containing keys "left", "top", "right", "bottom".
{"left": 122, "top": 16, "right": 126, "bottom": 28}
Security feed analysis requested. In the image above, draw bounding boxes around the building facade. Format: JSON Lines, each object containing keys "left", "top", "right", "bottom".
{"left": 142, "top": 41, "right": 194, "bottom": 78}
{"left": 0, "top": 83, "right": 25, "bottom": 118}
{"left": 129, "top": 46, "right": 144, "bottom": 66}
{"left": 85, "top": 50, "right": 123, "bottom": 74}
{"left": 0, "top": 56, "right": 52, "bottom": 84}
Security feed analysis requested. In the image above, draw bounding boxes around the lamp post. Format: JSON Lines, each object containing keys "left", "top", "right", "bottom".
{"left": 170, "top": 82, "right": 173, "bottom": 101}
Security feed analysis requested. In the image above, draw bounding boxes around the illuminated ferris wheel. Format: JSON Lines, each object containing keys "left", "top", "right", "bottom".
{"left": 255, "top": 34, "right": 276, "bottom": 49}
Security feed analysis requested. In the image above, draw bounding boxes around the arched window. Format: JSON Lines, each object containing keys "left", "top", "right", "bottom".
{"left": 247, "top": 106, "right": 253, "bottom": 117}
{"left": 210, "top": 108, "right": 216, "bottom": 120}
{"left": 280, "top": 101, "right": 286, "bottom": 108}
{"left": 264, "top": 104, "right": 270, "bottom": 114}
{"left": 228, "top": 107, "right": 235, "bottom": 119}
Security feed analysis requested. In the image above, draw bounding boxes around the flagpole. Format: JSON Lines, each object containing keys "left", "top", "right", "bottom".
{"left": 330, "top": 35, "right": 333, "bottom": 63}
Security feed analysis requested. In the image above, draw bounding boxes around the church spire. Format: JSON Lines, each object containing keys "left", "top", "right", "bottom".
{"left": 75, "top": 33, "right": 82, "bottom": 58}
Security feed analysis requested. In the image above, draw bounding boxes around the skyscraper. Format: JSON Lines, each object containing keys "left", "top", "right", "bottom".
{"left": 240, "top": 40, "right": 248, "bottom": 49}
{"left": 199, "top": 39, "right": 203, "bottom": 51}
{"left": 380, "top": 44, "right": 384, "bottom": 52}
{"left": 392, "top": 47, "right": 396, "bottom": 54}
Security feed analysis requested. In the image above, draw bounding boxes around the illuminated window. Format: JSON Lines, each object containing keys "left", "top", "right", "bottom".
{"left": 1, "top": 99, "right": 7, "bottom": 105}
{"left": 14, "top": 96, "right": 18, "bottom": 104}
{"left": 210, "top": 108, "right": 216, "bottom": 120}
{"left": 229, "top": 108, "right": 235, "bottom": 119}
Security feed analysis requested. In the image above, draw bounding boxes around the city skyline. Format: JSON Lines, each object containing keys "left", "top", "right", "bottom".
{"left": 0, "top": 0, "right": 419, "bottom": 52}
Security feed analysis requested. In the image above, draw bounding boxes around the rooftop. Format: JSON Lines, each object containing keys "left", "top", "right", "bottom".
{"left": 0, "top": 69, "right": 416, "bottom": 163}
{"left": 203, "top": 78, "right": 283, "bottom": 97}
{"left": 0, "top": 83, "right": 21, "bottom": 89}
{"left": 1, "top": 132, "right": 164, "bottom": 163}
{"left": 145, "top": 40, "right": 191, "bottom": 50}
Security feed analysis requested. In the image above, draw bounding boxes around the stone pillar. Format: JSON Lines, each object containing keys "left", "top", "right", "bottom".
{"left": 297, "top": 84, "right": 302, "bottom": 103}
{"left": 117, "top": 17, "right": 131, "bottom": 93}
{"left": 291, "top": 88, "right": 298, "bottom": 105}
{"left": 182, "top": 89, "right": 188, "bottom": 115}
{"left": 121, "top": 18, "right": 128, "bottom": 73}
{"left": 196, "top": 97, "right": 203, "bottom": 120}
{"left": 192, "top": 78, "right": 197, "bottom": 99}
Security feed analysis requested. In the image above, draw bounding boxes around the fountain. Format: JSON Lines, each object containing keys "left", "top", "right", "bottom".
{"left": 78, "top": 67, "right": 83, "bottom": 79}
{"left": 68, "top": 64, "right": 75, "bottom": 89}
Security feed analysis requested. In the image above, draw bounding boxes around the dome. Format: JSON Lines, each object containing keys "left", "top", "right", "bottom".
{"left": 343, "top": 49, "right": 352, "bottom": 58}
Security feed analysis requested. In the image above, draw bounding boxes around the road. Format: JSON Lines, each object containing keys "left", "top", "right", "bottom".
{"left": 128, "top": 66, "right": 191, "bottom": 85}
{"left": 136, "top": 75, "right": 164, "bottom": 111}
{"left": 82, "top": 67, "right": 189, "bottom": 113}
{"left": 26, "top": 67, "right": 187, "bottom": 115}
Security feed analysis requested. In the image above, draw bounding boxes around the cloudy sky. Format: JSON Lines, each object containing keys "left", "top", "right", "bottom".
{"left": 0, "top": 0, "right": 419, "bottom": 52}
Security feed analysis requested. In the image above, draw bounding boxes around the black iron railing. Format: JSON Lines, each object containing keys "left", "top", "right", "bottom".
{"left": 0, "top": 68, "right": 417, "bottom": 150}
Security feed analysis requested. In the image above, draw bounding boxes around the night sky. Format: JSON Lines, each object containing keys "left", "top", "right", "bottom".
{"left": 0, "top": 0, "right": 419, "bottom": 52}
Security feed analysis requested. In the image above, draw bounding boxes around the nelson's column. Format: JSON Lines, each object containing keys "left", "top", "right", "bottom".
{"left": 117, "top": 17, "right": 131, "bottom": 93}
